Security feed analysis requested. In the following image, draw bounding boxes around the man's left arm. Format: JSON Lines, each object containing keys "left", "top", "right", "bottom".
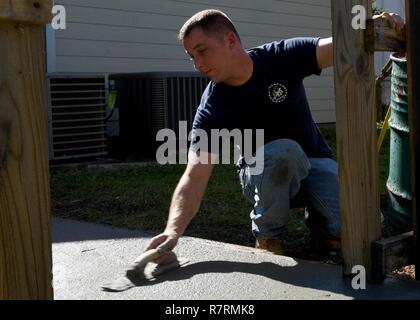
{"left": 315, "top": 12, "right": 405, "bottom": 70}
{"left": 316, "top": 37, "right": 333, "bottom": 69}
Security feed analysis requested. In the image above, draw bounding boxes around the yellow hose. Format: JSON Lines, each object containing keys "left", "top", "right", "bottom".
{"left": 377, "top": 104, "right": 391, "bottom": 153}
{"left": 376, "top": 59, "right": 392, "bottom": 154}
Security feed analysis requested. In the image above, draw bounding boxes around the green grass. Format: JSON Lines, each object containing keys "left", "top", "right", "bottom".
{"left": 51, "top": 163, "right": 256, "bottom": 246}
{"left": 51, "top": 127, "right": 390, "bottom": 252}
{"left": 319, "top": 126, "right": 390, "bottom": 193}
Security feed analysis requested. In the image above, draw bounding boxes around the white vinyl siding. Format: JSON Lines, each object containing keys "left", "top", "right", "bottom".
{"left": 50, "top": 0, "right": 335, "bottom": 123}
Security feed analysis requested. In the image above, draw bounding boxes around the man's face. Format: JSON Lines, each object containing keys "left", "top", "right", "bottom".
{"left": 183, "top": 27, "right": 232, "bottom": 83}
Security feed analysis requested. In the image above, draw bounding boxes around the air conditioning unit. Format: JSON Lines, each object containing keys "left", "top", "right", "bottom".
{"left": 109, "top": 72, "right": 208, "bottom": 160}
{"left": 46, "top": 74, "right": 108, "bottom": 161}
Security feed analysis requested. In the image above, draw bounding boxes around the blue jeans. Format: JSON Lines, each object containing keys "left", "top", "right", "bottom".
{"left": 238, "top": 139, "right": 340, "bottom": 241}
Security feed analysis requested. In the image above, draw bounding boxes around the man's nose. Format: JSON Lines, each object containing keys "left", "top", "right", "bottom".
{"left": 193, "top": 57, "right": 204, "bottom": 71}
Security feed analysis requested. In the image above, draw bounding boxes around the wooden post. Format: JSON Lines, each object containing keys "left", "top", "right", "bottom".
{"left": 331, "top": 0, "right": 381, "bottom": 279}
{"left": 0, "top": 0, "right": 53, "bottom": 299}
{"left": 405, "top": 0, "right": 420, "bottom": 281}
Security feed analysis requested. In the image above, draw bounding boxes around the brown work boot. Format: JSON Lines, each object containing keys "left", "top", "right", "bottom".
{"left": 255, "top": 238, "right": 284, "bottom": 255}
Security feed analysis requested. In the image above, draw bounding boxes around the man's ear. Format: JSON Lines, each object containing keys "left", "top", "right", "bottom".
{"left": 225, "top": 31, "right": 237, "bottom": 48}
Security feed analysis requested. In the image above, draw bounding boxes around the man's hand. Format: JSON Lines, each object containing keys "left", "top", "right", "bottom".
{"left": 373, "top": 12, "right": 405, "bottom": 32}
{"left": 144, "top": 231, "right": 179, "bottom": 265}
{"left": 142, "top": 151, "right": 214, "bottom": 265}
{"left": 317, "top": 12, "right": 405, "bottom": 69}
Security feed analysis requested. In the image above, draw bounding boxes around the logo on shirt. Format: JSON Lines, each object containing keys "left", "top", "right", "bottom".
{"left": 268, "top": 83, "right": 287, "bottom": 103}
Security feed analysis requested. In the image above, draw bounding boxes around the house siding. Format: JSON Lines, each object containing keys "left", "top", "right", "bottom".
{"left": 51, "top": 0, "right": 335, "bottom": 123}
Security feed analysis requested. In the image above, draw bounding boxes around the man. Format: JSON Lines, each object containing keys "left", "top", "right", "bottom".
{"left": 145, "top": 9, "right": 405, "bottom": 263}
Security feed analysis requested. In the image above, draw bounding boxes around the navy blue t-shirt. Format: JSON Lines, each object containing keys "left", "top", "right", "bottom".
{"left": 189, "top": 37, "right": 332, "bottom": 160}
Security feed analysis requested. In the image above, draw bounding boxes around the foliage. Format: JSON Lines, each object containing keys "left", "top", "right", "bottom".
{"left": 372, "top": 0, "right": 386, "bottom": 15}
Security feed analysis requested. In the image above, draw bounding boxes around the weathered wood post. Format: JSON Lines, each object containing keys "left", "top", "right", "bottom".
{"left": 405, "top": 0, "right": 420, "bottom": 280}
{"left": 331, "top": 0, "right": 381, "bottom": 279}
{"left": 0, "top": 0, "right": 53, "bottom": 299}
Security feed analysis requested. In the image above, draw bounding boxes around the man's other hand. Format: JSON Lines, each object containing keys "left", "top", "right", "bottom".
{"left": 373, "top": 12, "right": 405, "bottom": 32}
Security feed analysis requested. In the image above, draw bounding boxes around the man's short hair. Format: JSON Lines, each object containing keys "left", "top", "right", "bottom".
{"left": 178, "top": 9, "right": 241, "bottom": 43}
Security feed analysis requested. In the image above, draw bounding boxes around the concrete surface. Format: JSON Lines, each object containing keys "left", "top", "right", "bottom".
{"left": 52, "top": 218, "right": 420, "bottom": 300}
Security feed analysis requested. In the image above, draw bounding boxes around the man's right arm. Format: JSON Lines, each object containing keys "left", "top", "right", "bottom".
{"left": 165, "top": 150, "right": 215, "bottom": 237}
{"left": 144, "top": 150, "right": 215, "bottom": 260}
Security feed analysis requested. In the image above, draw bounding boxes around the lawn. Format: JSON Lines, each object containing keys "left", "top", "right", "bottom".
{"left": 51, "top": 127, "right": 391, "bottom": 255}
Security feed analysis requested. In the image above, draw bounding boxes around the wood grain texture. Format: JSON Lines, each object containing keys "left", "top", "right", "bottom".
{"left": 405, "top": 0, "right": 420, "bottom": 281}
{"left": 0, "top": 0, "right": 52, "bottom": 24}
{"left": 331, "top": 0, "right": 381, "bottom": 279}
{"left": 366, "top": 18, "right": 406, "bottom": 52}
{"left": 371, "top": 232, "right": 414, "bottom": 281}
{"left": 0, "top": 22, "right": 53, "bottom": 299}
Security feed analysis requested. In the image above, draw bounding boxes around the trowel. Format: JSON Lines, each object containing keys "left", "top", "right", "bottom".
{"left": 101, "top": 248, "right": 189, "bottom": 292}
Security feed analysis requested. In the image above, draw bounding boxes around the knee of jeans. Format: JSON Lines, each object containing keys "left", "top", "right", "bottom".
{"left": 264, "top": 140, "right": 309, "bottom": 175}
